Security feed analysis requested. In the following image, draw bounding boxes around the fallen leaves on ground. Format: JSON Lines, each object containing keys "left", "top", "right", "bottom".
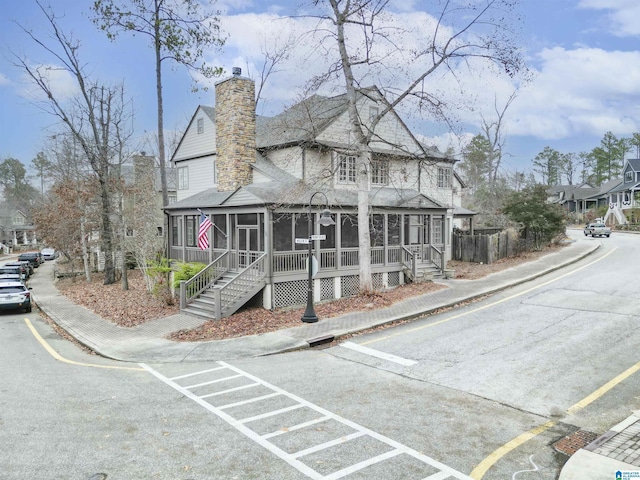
{"left": 169, "top": 281, "right": 447, "bottom": 342}
{"left": 56, "top": 270, "right": 179, "bottom": 328}
{"left": 53, "top": 242, "right": 565, "bottom": 341}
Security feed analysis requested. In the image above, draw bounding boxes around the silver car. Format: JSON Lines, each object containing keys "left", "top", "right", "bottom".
{"left": 0, "top": 282, "right": 32, "bottom": 313}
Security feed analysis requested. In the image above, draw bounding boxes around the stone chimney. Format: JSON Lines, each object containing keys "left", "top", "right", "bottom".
{"left": 215, "top": 67, "right": 256, "bottom": 192}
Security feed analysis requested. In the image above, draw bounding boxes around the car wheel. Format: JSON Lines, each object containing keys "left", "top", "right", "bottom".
{"left": 606, "top": 234, "right": 610, "bottom": 237}
{"left": 25, "top": 305, "right": 32, "bottom": 313}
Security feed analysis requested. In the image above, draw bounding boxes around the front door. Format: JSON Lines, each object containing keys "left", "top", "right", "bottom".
{"left": 404, "top": 214, "right": 430, "bottom": 260}
{"left": 237, "top": 226, "right": 260, "bottom": 269}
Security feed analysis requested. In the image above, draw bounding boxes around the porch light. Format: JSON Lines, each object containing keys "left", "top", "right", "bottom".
{"left": 301, "top": 193, "right": 335, "bottom": 323}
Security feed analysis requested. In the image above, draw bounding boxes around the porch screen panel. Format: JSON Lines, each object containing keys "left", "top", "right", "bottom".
{"left": 321, "top": 214, "right": 336, "bottom": 248}
{"left": 388, "top": 215, "right": 400, "bottom": 245}
{"left": 295, "top": 214, "right": 310, "bottom": 250}
{"left": 213, "top": 214, "right": 227, "bottom": 249}
{"left": 172, "top": 216, "right": 183, "bottom": 246}
{"left": 340, "top": 214, "right": 358, "bottom": 247}
{"left": 370, "top": 214, "right": 384, "bottom": 246}
{"left": 274, "top": 213, "right": 293, "bottom": 251}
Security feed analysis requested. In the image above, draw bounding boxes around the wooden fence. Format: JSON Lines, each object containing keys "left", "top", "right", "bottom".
{"left": 452, "top": 228, "right": 522, "bottom": 264}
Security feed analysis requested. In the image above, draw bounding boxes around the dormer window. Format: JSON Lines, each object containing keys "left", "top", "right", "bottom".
{"left": 626, "top": 170, "right": 633, "bottom": 183}
{"left": 197, "top": 118, "right": 204, "bottom": 134}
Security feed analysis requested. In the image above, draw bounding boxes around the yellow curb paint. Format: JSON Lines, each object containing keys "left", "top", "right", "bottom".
{"left": 25, "top": 318, "right": 144, "bottom": 371}
{"left": 355, "top": 246, "right": 618, "bottom": 478}
{"left": 450, "top": 247, "right": 633, "bottom": 480}
{"left": 470, "top": 421, "right": 557, "bottom": 479}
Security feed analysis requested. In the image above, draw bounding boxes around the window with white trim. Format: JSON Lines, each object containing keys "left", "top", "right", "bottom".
{"left": 371, "top": 159, "right": 389, "bottom": 185}
{"left": 178, "top": 166, "right": 189, "bottom": 190}
{"left": 437, "top": 167, "right": 452, "bottom": 188}
{"left": 197, "top": 118, "right": 204, "bottom": 134}
{"left": 626, "top": 171, "right": 633, "bottom": 182}
{"left": 338, "top": 154, "right": 357, "bottom": 184}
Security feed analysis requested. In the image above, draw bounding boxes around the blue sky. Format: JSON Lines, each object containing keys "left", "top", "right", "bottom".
{"left": 1, "top": 0, "right": 640, "bottom": 181}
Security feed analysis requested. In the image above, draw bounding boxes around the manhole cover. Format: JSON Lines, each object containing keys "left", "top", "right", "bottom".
{"left": 553, "top": 430, "right": 600, "bottom": 456}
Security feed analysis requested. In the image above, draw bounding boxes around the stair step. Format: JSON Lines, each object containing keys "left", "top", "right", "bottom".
{"left": 182, "top": 305, "right": 218, "bottom": 320}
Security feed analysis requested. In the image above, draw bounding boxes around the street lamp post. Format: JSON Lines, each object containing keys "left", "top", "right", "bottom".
{"left": 301, "top": 192, "right": 335, "bottom": 323}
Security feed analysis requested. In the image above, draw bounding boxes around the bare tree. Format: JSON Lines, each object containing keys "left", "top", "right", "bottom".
{"left": 304, "top": 0, "right": 526, "bottom": 291}
{"left": 13, "top": 2, "right": 135, "bottom": 285}
{"left": 481, "top": 91, "right": 518, "bottom": 188}
{"left": 91, "top": 0, "right": 225, "bottom": 211}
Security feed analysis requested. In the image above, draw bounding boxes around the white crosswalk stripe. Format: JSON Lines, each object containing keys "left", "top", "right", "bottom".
{"left": 142, "top": 361, "right": 472, "bottom": 480}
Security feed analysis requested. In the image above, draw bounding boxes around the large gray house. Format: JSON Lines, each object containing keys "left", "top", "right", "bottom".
{"left": 165, "top": 68, "right": 467, "bottom": 319}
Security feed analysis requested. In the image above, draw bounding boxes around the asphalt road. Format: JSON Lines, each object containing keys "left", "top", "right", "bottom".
{"left": 2, "top": 230, "right": 640, "bottom": 479}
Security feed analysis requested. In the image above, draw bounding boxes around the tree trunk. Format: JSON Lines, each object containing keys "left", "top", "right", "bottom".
{"left": 99, "top": 176, "right": 116, "bottom": 285}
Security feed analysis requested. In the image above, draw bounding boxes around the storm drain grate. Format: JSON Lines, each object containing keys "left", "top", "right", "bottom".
{"left": 553, "top": 430, "right": 600, "bottom": 456}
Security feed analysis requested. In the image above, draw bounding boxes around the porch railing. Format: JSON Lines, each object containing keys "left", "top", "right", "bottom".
{"left": 179, "top": 252, "right": 229, "bottom": 309}
{"left": 213, "top": 252, "right": 267, "bottom": 318}
{"left": 272, "top": 245, "right": 403, "bottom": 273}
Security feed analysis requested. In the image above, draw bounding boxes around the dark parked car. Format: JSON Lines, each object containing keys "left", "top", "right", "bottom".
{"left": 0, "top": 265, "right": 26, "bottom": 282}
{"left": 18, "top": 252, "right": 42, "bottom": 268}
{"left": 3, "top": 261, "right": 31, "bottom": 279}
{"left": 0, "top": 282, "right": 32, "bottom": 313}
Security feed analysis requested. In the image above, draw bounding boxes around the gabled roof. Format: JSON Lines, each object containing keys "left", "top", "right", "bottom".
{"left": 256, "top": 94, "right": 348, "bottom": 148}
{"left": 627, "top": 158, "right": 640, "bottom": 171}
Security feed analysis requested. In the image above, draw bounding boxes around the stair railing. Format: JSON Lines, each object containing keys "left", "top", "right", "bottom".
{"left": 179, "top": 251, "right": 229, "bottom": 309}
{"left": 430, "top": 245, "right": 445, "bottom": 272}
{"left": 401, "top": 246, "right": 417, "bottom": 280}
{"left": 214, "top": 252, "right": 267, "bottom": 318}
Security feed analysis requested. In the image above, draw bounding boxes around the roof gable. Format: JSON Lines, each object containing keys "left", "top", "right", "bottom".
{"left": 171, "top": 105, "right": 217, "bottom": 162}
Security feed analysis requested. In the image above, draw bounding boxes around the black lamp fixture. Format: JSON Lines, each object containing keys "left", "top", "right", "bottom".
{"left": 301, "top": 192, "right": 335, "bottom": 323}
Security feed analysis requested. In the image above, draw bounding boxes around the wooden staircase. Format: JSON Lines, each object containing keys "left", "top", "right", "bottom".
{"left": 404, "top": 261, "right": 444, "bottom": 282}
{"left": 180, "top": 252, "right": 267, "bottom": 321}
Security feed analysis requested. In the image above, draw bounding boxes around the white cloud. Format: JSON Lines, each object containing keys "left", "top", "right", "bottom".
{"left": 18, "top": 63, "right": 79, "bottom": 103}
{"left": 507, "top": 47, "right": 640, "bottom": 139}
{"left": 578, "top": 0, "right": 640, "bottom": 36}
{"left": 0, "top": 72, "right": 9, "bottom": 86}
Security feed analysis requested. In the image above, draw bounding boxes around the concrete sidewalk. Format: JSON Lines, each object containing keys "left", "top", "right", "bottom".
{"left": 29, "top": 238, "right": 598, "bottom": 364}
{"left": 19, "top": 236, "right": 640, "bottom": 478}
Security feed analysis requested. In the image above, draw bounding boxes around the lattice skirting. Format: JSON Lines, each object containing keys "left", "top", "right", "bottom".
{"left": 273, "top": 280, "right": 308, "bottom": 308}
{"left": 273, "top": 272, "right": 405, "bottom": 308}
{"left": 320, "top": 278, "right": 334, "bottom": 301}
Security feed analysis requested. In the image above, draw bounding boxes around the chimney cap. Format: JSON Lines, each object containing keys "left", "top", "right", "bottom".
{"left": 232, "top": 67, "right": 241, "bottom": 76}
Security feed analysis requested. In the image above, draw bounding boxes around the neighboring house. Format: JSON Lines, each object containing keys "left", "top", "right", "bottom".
{"left": 0, "top": 209, "right": 37, "bottom": 247}
{"left": 165, "top": 67, "right": 469, "bottom": 319}
{"left": 93, "top": 154, "right": 177, "bottom": 271}
{"left": 548, "top": 159, "right": 640, "bottom": 225}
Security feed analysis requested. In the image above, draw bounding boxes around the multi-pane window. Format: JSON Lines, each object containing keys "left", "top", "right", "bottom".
{"left": 338, "top": 155, "right": 357, "bottom": 184}
{"left": 186, "top": 216, "right": 196, "bottom": 247}
{"left": 626, "top": 171, "right": 633, "bottom": 183}
{"left": 178, "top": 166, "right": 189, "bottom": 190}
{"left": 437, "top": 167, "right": 452, "bottom": 188}
{"left": 197, "top": 118, "right": 204, "bottom": 134}
{"left": 371, "top": 159, "right": 389, "bottom": 185}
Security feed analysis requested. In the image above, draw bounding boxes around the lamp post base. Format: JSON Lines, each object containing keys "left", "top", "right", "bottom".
{"left": 301, "top": 300, "right": 318, "bottom": 323}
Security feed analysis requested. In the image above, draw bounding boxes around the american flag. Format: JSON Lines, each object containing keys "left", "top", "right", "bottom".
{"left": 198, "top": 212, "right": 213, "bottom": 250}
